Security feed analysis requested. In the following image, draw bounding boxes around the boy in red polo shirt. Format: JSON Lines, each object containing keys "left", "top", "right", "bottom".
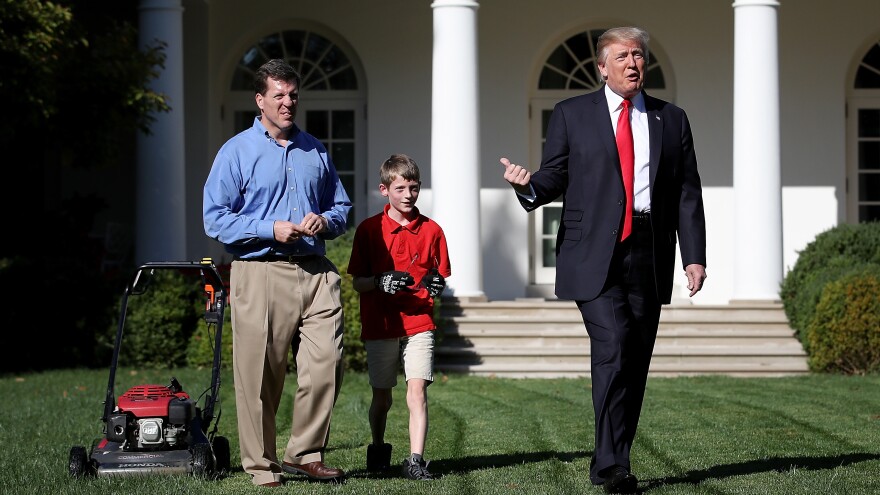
{"left": 347, "top": 154, "right": 451, "bottom": 481}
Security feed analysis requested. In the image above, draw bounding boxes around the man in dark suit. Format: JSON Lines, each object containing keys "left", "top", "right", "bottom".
{"left": 501, "top": 26, "right": 707, "bottom": 494}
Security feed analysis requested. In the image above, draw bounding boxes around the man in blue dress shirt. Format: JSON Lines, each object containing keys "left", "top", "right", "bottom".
{"left": 203, "top": 59, "right": 351, "bottom": 487}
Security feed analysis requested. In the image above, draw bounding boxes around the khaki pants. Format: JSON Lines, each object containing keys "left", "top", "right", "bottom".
{"left": 230, "top": 257, "right": 344, "bottom": 486}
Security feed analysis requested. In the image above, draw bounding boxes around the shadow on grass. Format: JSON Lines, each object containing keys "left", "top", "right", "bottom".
{"left": 642, "top": 452, "right": 880, "bottom": 491}
{"left": 344, "top": 449, "right": 592, "bottom": 479}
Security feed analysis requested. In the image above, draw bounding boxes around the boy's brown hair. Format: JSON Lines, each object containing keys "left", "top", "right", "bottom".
{"left": 380, "top": 154, "right": 421, "bottom": 186}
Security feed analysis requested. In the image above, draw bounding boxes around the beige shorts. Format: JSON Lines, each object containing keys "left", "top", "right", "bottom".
{"left": 365, "top": 330, "right": 435, "bottom": 389}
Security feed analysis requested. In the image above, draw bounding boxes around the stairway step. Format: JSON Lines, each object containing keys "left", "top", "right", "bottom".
{"left": 436, "top": 360, "right": 810, "bottom": 378}
{"left": 435, "top": 299, "right": 807, "bottom": 377}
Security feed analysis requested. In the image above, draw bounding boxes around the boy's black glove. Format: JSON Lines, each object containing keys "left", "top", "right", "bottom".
{"left": 420, "top": 269, "right": 446, "bottom": 298}
{"left": 375, "top": 270, "right": 415, "bottom": 295}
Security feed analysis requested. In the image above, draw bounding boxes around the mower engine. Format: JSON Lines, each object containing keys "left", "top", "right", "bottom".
{"left": 106, "top": 379, "right": 196, "bottom": 450}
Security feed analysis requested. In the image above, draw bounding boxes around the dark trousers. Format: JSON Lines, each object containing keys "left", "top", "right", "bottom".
{"left": 576, "top": 216, "right": 661, "bottom": 484}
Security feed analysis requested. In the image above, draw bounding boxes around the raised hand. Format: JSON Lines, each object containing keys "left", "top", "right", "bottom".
{"left": 500, "top": 157, "right": 532, "bottom": 195}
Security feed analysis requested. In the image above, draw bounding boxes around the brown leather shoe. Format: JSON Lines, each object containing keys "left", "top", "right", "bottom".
{"left": 282, "top": 461, "right": 344, "bottom": 480}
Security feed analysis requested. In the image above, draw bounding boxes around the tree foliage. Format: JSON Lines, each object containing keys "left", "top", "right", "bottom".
{"left": 0, "top": 0, "right": 169, "bottom": 167}
{"left": 0, "top": 0, "right": 171, "bottom": 373}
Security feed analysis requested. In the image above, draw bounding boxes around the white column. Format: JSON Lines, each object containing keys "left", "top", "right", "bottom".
{"left": 732, "top": 0, "right": 783, "bottom": 302}
{"left": 136, "top": 0, "right": 186, "bottom": 263}
{"left": 431, "top": 0, "right": 484, "bottom": 298}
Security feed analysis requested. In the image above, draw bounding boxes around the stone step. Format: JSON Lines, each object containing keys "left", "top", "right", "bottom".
{"left": 434, "top": 299, "right": 808, "bottom": 377}
{"left": 436, "top": 343, "right": 807, "bottom": 359}
{"left": 436, "top": 360, "right": 810, "bottom": 378}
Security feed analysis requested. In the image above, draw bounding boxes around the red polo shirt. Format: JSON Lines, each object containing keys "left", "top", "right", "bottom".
{"left": 348, "top": 204, "right": 451, "bottom": 340}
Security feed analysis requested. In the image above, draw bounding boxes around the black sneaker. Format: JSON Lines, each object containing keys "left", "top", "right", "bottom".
{"left": 366, "top": 443, "right": 392, "bottom": 471}
{"left": 402, "top": 455, "right": 434, "bottom": 480}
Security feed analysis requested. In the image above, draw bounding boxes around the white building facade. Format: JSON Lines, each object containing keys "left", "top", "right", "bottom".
{"left": 122, "top": 0, "right": 880, "bottom": 306}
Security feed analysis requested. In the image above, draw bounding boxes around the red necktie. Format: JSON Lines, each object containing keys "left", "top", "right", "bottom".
{"left": 616, "top": 98, "right": 634, "bottom": 241}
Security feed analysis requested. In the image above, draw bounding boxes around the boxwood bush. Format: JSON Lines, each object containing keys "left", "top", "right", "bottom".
{"left": 780, "top": 222, "right": 880, "bottom": 338}
{"left": 779, "top": 221, "right": 880, "bottom": 372}
{"left": 806, "top": 265, "right": 880, "bottom": 374}
{"left": 99, "top": 269, "right": 203, "bottom": 368}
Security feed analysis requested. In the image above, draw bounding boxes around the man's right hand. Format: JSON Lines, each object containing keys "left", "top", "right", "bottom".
{"left": 500, "top": 157, "right": 532, "bottom": 196}
{"left": 375, "top": 271, "right": 415, "bottom": 294}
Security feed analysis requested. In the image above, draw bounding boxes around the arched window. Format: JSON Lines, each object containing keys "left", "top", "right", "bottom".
{"left": 230, "top": 30, "right": 358, "bottom": 92}
{"left": 848, "top": 37, "right": 880, "bottom": 223}
{"left": 226, "top": 28, "right": 367, "bottom": 222}
{"left": 538, "top": 28, "right": 667, "bottom": 91}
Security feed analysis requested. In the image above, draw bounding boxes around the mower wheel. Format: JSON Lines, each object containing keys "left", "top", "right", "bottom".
{"left": 191, "top": 443, "right": 214, "bottom": 478}
{"left": 68, "top": 446, "right": 92, "bottom": 478}
{"left": 212, "top": 435, "right": 231, "bottom": 475}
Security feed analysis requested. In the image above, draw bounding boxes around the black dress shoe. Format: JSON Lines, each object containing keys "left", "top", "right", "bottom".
{"left": 603, "top": 466, "right": 637, "bottom": 494}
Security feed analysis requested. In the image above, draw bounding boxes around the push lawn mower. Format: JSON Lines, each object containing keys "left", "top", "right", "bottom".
{"left": 69, "top": 259, "right": 231, "bottom": 478}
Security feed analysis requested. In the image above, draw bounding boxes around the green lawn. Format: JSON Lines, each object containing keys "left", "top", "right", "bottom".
{"left": 2, "top": 369, "right": 878, "bottom": 494}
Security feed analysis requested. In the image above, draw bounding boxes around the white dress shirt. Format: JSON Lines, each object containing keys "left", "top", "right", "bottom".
{"left": 605, "top": 85, "right": 651, "bottom": 213}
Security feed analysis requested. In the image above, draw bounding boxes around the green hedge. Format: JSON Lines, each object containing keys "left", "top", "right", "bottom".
{"left": 779, "top": 221, "right": 880, "bottom": 373}
{"left": 780, "top": 222, "right": 880, "bottom": 338}
{"left": 100, "top": 269, "right": 203, "bottom": 368}
{"left": 806, "top": 265, "right": 880, "bottom": 374}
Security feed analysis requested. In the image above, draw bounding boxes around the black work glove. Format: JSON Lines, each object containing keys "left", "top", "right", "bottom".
{"left": 420, "top": 269, "right": 446, "bottom": 298}
{"left": 375, "top": 270, "right": 415, "bottom": 295}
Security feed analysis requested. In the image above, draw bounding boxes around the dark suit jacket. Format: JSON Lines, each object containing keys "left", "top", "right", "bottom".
{"left": 519, "top": 87, "right": 706, "bottom": 303}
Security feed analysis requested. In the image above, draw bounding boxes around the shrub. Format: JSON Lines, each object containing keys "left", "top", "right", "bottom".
{"left": 780, "top": 222, "right": 880, "bottom": 339}
{"left": 806, "top": 265, "right": 880, "bottom": 374}
{"left": 99, "top": 269, "right": 203, "bottom": 368}
{"left": 326, "top": 231, "right": 367, "bottom": 372}
{"left": 186, "top": 295, "right": 233, "bottom": 370}
{"left": 785, "top": 259, "right": 874, "bottom": 351}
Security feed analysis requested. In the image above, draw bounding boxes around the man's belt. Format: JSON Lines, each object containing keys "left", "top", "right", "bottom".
{"left": 632, "top": 211, "right": 651, "bottom": 225}
{"left": 236, "top": 254, "right": 320, "bottom": 263}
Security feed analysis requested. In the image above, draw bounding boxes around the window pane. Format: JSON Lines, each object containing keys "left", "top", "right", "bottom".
{"left": 859, "top": 141, "right": 880, "bottom": 170}
{"left": 858, "top": 173, "right": 880, "bottom": 201}
{"left": 539, "top": 68, "right": 569, "bottom": 90}
{"left": 340, "top": 173, "right": 355, "bottom": 199}
{"left": 332, "top": 110, "right": 355, "bottom": 139}
{"left": 305, "top": 33, "right": 331, "bottom": 64}
{"left": 542, "top": 110, "right": 553, "bottom": 139}
{"left": 545, "top": 45, "right": 576, "bottom": 76}
{"left": 542, "top": 206, "right": 562, "bottom": 235}
{"left": 859, "top": 109, "right": 880, "bottom": 137}
{"left": 306, "top": 110, "right": 329, "bottom": 139}
{"left": 645, "top": 65, "right": 666, "bottom": 89}
{"left": 859, "top": 204, "right": 880, "bottom": 222}
{"left": 259, "top": 33, "right": 284, "bottom": 60}
{"left": 542, "top": 238, "right": 557, "bottom": 267}
{"left": 331, "top": 143, "right": 354, "bottom": 172}
{"left": 320, "top": 47, "right": 350, "bottom": 75}
{"left": 855, "top": 43, "right": 880, "bottom": 88}
{"left": 328, "top": 68, "right": 358, "bottom": 90}
{"left": 282, "top": 30, "right": 306, "bottom": 59}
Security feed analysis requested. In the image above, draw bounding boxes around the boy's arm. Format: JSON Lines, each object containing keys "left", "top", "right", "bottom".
{"left": 352, "top": 276, "right": 375, "bottom": 293}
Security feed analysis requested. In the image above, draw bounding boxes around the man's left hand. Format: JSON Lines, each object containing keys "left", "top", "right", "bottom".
{"left": 300, "top": 213, "right": 327, "bottom": 236}
{"left": 684, "top": 264, "right": 707, "bottom": 297}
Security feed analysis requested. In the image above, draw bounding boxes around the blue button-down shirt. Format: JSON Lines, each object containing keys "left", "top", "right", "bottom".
{"left": 203, "top": 117, "right": 351, "bottom": 258}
